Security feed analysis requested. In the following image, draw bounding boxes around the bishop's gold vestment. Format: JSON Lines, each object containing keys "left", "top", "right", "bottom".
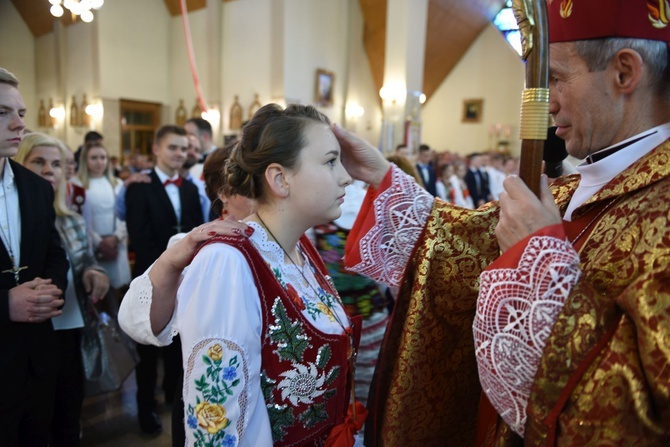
{"left": 349, "top": 141, "right": 670, "bottom": 446}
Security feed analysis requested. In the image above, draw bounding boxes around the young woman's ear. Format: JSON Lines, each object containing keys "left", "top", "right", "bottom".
{"left": 264, "top": 163, "right": 290, "bottom": 198}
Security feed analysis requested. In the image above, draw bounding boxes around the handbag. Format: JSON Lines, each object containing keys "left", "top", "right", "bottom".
{"left": 80, "top": 294, "right": 140, "bottom": 396}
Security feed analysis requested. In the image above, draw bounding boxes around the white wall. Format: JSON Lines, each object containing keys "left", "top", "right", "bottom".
{"left": 422, "top": 24, "right": 525, "bottom": 156}
{"left": 344, "top": 0, "right": 383, "bottom": 145}
{"left": 0, "top": 1, "right": 36, "bottom": 130}
{"left": 97, "top": 0, "right": 170, "bottom": 101}
{"left": 169, "top": 7, "right": 211, "bottom": 127}
{"left": 220, "top": 0, "right": 275, "bottom": 138}
{"left": 283, "top": 0, "right": 349, "bottom": 124}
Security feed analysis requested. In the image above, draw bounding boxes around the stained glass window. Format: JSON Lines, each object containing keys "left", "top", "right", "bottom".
{"left": 493, "top": 1, "right": 522, "bottom": 56}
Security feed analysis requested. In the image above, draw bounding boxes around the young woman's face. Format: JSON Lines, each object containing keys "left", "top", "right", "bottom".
{"left": 284, "top": 122, "right": 352, "bottom": 227}
{"left": 441, "top": 165, "right": 454, "bottom": 182}
{"left": 87, "top": 146, "right": 108, "bottom": 178}
{"left": 24, "top": 145, "right": 62, "bottom": 190}
{"left": 456, "top": 164, "right": 467, "bottom": 178}
{"left": 64, "top": 150, "right": 76, "bottom": 180}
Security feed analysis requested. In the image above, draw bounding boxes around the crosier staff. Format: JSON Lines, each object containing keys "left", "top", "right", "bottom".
{"left": 513, "top": 0, "right": 550, "bottom": 197}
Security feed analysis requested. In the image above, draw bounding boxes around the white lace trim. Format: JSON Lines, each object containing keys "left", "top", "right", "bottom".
{"left": 118, "top": 266, "right": 178, "bottom": 347}
{"left": 348, "top": 165, "right": 434, "bottom": 287}
{"left": 247, "top": 222, "right": 349, "bottom": 332}
{"left": 474, "top": 236, "right": 581, "bottom": 436}
{"left": 247, "top": 222, "right": 325, "bottom": 305}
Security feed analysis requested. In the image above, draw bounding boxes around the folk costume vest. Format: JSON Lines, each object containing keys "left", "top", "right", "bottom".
{"left": 198, "top": 234, "right": 361, "bottom": 446}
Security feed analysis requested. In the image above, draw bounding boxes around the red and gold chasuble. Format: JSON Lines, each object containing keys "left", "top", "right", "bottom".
{"left": 203, "top": 235, "right": 360, "bottom": 446}
{"left": 350, "top": 141, "right": 670, "bottom": 446}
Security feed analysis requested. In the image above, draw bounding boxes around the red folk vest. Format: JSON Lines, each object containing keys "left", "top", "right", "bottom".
{"left": 200, "top": 235, "right": 360, "bottom": 446}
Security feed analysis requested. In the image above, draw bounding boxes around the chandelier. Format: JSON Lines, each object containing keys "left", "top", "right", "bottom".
{"left": 49, "top": 0, "right": 105, "bottom": 23}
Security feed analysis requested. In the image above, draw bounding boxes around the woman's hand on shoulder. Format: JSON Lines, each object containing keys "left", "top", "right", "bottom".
{"left": 164, "top": 217, "right": 255, "bottom": 271}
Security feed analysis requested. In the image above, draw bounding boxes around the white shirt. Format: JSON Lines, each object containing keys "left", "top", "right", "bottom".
{"left": 154, "top": 167, "right": 182, "bottom": 224}
{"left": 486, "top": 166, "right": 506, "bottom": 201}
{"left": 565, "top": 122, "right": 670, "bottom": 220}
{"left": 0, "top": 161, "right": 21, "bottom": 269}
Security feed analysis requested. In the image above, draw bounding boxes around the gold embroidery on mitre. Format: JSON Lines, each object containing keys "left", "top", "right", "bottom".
{"left": 560, "top": 0, "right": 573, "bottom": 18}
{"left": 648, "top": 0, "right": 670, "bottom": 28}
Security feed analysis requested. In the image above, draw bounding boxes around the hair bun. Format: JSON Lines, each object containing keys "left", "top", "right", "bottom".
{"left": 225, "top": 103, "right": 330, "bottom": 200}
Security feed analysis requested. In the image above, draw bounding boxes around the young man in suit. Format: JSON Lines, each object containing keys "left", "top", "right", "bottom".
{"left": 184, "top": 118, "right": 215, "bottom": 180}
{"left": 415, "top": 144, "right": 437, "bottom": 196}
{"left": 0, "top": 68, "right": 69, "bottom": 446}
{"left": 125, "top": 124, "right": 203, "bottom": 434}
{"left": 464, "top": 152, "right": 491, "bottom": 207}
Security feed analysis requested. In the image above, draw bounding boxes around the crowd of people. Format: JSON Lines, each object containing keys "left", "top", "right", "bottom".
{"left": 2, "top": 2, "right": 670, "bottom": 445}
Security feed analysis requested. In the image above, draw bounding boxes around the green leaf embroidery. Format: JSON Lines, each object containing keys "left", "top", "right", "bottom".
{"left": 316, "top": 345, "right": 331, "bottom": 369}
{"left": 298, "top": 402, "right": 329, "bottom": 428}
{"left": 269, "top": 299, "right": 309, "bottom": 363}
{"left": 324, "top": 365, "right": 340, "bottom": 386}
{"left": 267, "top": 404, "right": 295, "bottom": 441}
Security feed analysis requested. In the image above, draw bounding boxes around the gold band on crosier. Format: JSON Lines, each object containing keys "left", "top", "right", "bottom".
{"left": 519, "top": 88, "right": 550, "bottom": 140}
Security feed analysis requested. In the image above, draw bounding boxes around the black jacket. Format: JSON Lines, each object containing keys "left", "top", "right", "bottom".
{"left": 125, "top": 169, "right": 203, "bottom": 277}
{"left": 0, "top": 159, "right": 69, "bottom": 408}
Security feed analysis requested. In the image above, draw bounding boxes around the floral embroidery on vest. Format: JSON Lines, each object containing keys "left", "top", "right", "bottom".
{"left": 264, "top": 298, "right": 342, "bottom": 441}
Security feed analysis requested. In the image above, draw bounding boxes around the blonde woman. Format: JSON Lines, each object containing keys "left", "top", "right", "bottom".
{"left": 14, "top": 132, "right": 110, "bottom": 446}
{"left": 72, "top": 143, "right": 131, "bottom": 292}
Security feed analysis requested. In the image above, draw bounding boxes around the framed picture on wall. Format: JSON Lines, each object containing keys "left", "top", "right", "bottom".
{"left": 315, "top": 69, "right": 334, "bottom": 107}
{"left": 462, "top": 98, "right": 483, "bottom": 123}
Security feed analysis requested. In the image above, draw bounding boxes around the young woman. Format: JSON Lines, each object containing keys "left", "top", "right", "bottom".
{"left": 120, "top": 143, "right": 258, "bottom": 447}
{"left": 121, "top": 105, "right": 363, "bottom": 446}
{"left": 14, "top": 132, "right": 110, "bottom": 446}
{"left": 435, "top": 163, "right": 455, "bottom": 203}
{"left": 450, "top": 162, "right": 475, "bottom": 209}
{"left": 72, "top": 143, "right": 131, "bottom": 293}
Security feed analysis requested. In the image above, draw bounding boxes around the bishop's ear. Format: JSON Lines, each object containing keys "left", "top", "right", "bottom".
{"left": 611, "top": 48, "right": 643, "bottom": 95}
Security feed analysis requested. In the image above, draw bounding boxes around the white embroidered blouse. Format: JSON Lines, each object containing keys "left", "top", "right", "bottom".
{"left": 120, "top": 222, "right": 349, "bottom": 446}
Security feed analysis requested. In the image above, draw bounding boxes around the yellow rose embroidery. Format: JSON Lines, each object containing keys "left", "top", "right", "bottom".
{"left": 208, "top": 343, "right": 223, "bottom": 361}
{"left": 316, "top": 303, "right": 335, "bottom": 322}
{"left": 195, "top": 401, "right": 230, "bottom": 434}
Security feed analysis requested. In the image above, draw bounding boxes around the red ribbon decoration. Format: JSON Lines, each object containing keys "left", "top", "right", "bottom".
{"left": 179, "top": 0, "right": 209, "bottom": 114}
{"left": 325, "top": 402, "right": 368, "bottom": 447}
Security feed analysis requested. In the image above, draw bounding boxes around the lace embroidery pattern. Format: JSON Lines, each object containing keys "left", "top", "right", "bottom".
{"left": 351, "top": 165, "right": 434, "bottom": 287}
{"left": 249, "top": 222, "right": 347, "bottom": 328}
{"left": 122, "top": 271, "right": 178, "bottom": 345}
{"left": 474, "top": 236, "right": 581, "bottom": 436}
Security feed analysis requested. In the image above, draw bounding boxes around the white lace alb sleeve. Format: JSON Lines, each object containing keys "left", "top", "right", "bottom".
{"left": 118, "top": 264, "right": 179, "bottom": 347}
{"left": 473, "top": 236, "right": 582, "bottom": 436}
{"left": 349, "top": 164, "right": 434, "bottom": 287}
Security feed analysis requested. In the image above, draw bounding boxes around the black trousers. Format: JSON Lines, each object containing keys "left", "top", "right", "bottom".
{"left": 172, "top": 369, "right": 185, "bottom": 447}
{"left": 51, "top": 329, "right": 85, "bottom": 447}
{"left": 0, "top": 351, "right": 59, "bottom": 447}
{"left": 135, "top": 335, "right": 182, "bottom": 413}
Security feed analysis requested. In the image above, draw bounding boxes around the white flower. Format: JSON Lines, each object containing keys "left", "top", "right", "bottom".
{"left": 277, "top": 362, "right": 326, "bottom": 406}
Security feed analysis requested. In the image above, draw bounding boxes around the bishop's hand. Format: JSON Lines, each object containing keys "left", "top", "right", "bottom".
{"left": 496, "top": 175, "right": 562, "bottom": 252}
